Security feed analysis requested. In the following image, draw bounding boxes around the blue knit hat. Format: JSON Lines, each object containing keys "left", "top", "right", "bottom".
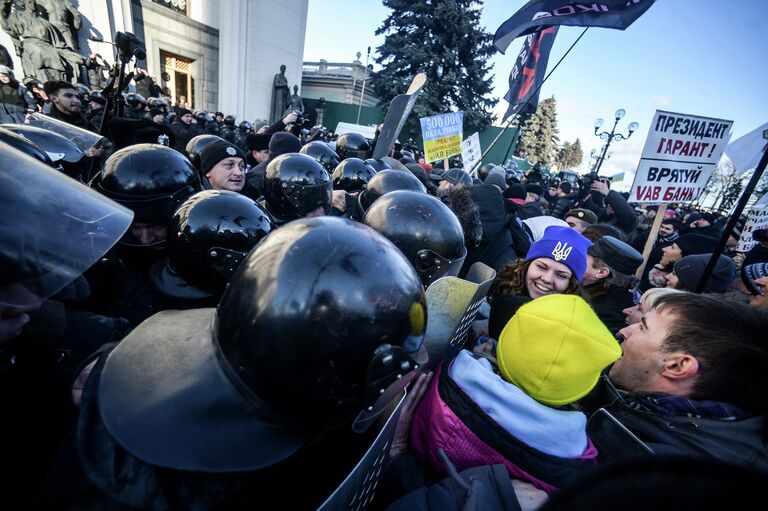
{"left": 525, "top": 225, "right": 591, "bottom": 282}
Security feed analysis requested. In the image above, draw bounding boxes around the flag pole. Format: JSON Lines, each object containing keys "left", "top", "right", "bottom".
{"left": 470, "top": 27, "right": 589, "bottom": 174}
{"left": 695, "top": 148, "right": 768, "bottom": 292}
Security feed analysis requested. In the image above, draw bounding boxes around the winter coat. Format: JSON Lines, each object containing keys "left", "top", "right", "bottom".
{"left": 170, "top": 120, "right": 203, "bottom": 153}
{"left": 410, "top": 351, "right": 599, "bottom": 494}
{"left": 582, "top": 284, "right": 635, "bottom": 334}
{"left": 598, "top": 393, "right": 768, "bottom": 472}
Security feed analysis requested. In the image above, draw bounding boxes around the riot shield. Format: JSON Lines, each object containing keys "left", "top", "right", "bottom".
{"left": 24, "top": 112, "right": 104, "bottom": 152}
{"left": 422, "top": 262, "right": 496, "bottom": 368}
{"left": 1, "top": 123, "right": 85, "bottom": 162}
{"left": 317, "top": 392, "right": 406, "bottom": 511}
{"left": 0, "top": 146, "right": 132, "bottom": 308}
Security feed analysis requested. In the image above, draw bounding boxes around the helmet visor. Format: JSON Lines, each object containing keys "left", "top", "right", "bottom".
{"left": 1, "top": 149, "right": 132, "bottom": 308}
{"left": 25, "top": 112, "right": 104, "bottom": 152}
{"left": 415, "top": 247, "right": 468, "bottom": 288}
{"left": 285, "top": 181, "right": 333, "bottom": 217}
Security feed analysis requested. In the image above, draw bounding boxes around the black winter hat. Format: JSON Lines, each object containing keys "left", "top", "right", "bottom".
{"left": 200, "top": 140, "right": 246, "bottom": 173}
{"left": 177, "top": 108, "right": 192, "bottom": 118}
{"left": 526, "top": 183, "right": 544, "bottom": 196}
{"left": 673, "top": 253, "right": 736, "bottom": 293}
{"left": 588, "top": 235, "right": 643, "bottom": 275}
{"left": 675, "top": 233, "right": 718, "bottom": 256}
{"left": 246, "top": 133, "right": 270, "bottom": 151}
{"left": 268, "top": 132, "right": 302, "bottom": 157}
{"left": 505, "top": 183, "right": 527, "bottom": 200}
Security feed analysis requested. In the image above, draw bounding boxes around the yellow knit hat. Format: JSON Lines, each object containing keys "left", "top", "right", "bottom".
{"left": 496, "top": 294, "right": 622, "bottom": 406}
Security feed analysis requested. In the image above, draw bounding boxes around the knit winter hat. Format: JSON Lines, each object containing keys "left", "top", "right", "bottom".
{"left": 673, "top": 253, "right": 736, "bottom": 293}
{"left": 741, "top": 262, "right": 768, "bottom": 295}
{"left": 200, "top": 139, "right": 246, "bottom": 174}
{"left": 246, "top": 133, "right": 271, "bottom": 151}
{"left": 505, "top": 183, "right": 527, "bottom": 200}
{"left": 177, "top": 108, "right": 192, "bottom": 118}
{"left": 525, "top": 225, "right": 591, "bottom": 282}
{"left": 674, "top": 233, "right": 718, "bottom": 256}
{"left": 496, "top": 294, "right": 622, "bottom": 406}
{"left": 268, "top": 132, "right": 302, "bottom": 156}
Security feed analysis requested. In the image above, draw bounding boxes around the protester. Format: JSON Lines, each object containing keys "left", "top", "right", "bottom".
{"left": 410, "top": 295, "right": 621, "bottom": 493}
{"left": 594, "top": 293, "right": 768, "bottom": 471}
{"left": 666, "top": 253, "right": 736, "bottom": 294}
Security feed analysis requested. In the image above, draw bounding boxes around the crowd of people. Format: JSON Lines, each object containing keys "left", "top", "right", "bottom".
{"left": 2, "top": 76, "right": 768, "bottom": 510}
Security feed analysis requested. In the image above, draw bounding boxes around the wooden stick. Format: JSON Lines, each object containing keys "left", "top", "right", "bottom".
{"left": 635, "top": 204, "right": 667, "bottom": 278}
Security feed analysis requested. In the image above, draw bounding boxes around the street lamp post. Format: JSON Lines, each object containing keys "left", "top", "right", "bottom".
{"left": 356, "top": 46, "right": 371, "bottom": 125}
{"left": 590, "top": 146, "right": 612, "bottom": 171}
{"left": 592, "top": 108, "right": 639, "bottom": 173}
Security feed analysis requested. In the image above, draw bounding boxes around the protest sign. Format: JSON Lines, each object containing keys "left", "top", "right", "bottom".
{"left": 334, "top": 122, "right": 377, "bottom": 140}
{"left": 630, "top": 110, "right": 733, "bottom": 204}
{"left": 736, "top": 193, "right": 768, "bottom": 252}
{"left": 461, "top": 132, "right": 481, "bottom": 174}
{"left": 420, "top": 112, "right": 463, "bottom": 163}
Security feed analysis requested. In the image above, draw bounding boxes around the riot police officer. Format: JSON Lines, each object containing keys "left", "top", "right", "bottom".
{"left": 260, "top": 152, "right": 332, "bottom": 225}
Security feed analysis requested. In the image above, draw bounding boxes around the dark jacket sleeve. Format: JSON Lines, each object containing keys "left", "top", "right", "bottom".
{"left": 264, "top": 119, "right": 287, "bottom": 135}
{"left": 602, "top": 190, "right": 638, "bottom": 233}
{"left": 384, "top": 464, "right": 522, "bottom": 511}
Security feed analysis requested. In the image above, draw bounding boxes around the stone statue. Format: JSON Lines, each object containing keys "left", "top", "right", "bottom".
{"left": 284, "top": 84, "right": 304, "bottom": 116}
{"left": 36, "top": 0, "right": 81, "bottom": 51}
{"left": 315, "top": 97, "right": 325, "bottom": 126}
{"left": 270, "top": 64, "right": 289, "bottom": 123}
{"left": 0, "top": 0, "right": 83, "bottom": 82}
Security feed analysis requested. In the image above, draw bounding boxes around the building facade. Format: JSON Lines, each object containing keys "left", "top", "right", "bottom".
{"left": 0, "top": 0, "right": 307, "bottom": 122}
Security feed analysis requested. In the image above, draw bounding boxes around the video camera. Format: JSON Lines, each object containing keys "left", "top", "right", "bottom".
{"left": 115, "top": 32, "right": 146, "bottom": 61}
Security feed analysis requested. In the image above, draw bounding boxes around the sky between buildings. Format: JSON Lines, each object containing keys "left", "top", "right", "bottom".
{"left": 304, "top": 0, "right": 767, "bottom": 190}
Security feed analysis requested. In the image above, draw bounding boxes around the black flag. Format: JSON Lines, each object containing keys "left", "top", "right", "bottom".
{"left": 494, "top": 0, "right": 656, "bottom": 53}
{"left": 503, "top": 26, "right": 558, "bottom": 120}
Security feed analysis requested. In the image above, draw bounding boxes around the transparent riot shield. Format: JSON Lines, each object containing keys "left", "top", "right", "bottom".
{"left": 422, "top": 262, "right": 496, "bottom": 368}
{"left": 2, "top": 123, "right": 85, "bottom": 162}
{"left": 24, "top": 112, "right": 104, "bottom": 152}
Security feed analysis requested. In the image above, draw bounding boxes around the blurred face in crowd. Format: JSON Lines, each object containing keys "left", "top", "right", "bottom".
{"left": 130, "top": 223, "right": 167, "bottom": 245}
{"left": 526, "top": 257, "right": 573, "bottom": 299}
{"left": 565, "top": 216, "right": 589, "bottom": 233}
{"left": 525, "top": 192, "right": 538, "bottom": 204}
{"left": 647, "top": 209, "right": 657, "bottom": 220}
{"left": 660, "top": 243, "right": 682, "bottom": 266}
{"left": 0, "top": 73, "right": 10, "bottom": 84}
{"left": 51, "top": 87, "right": 81, "bottom": 115}
{"left": 665, "top": 271, "right": 681, "bottom": 289}
{"left": 659, "top": 223, "right": 675, "bottom": 237}
{"left": 215, "top": 113, "right": 223, "bottom": 123}
{"left": 694, "top": 218, "right": 711, "bottom": 228}
{"left": 89, "top": 100, "right": 103, "bottom": 111}
{"left": 611, "top": 308, "right": 674, "bottom": 392}
{"left": 180, "top": 113, "right": 193, "bottom": 125}
{"left": 582, "top": 255, "right": 610, "bottom": 286}
{"left": 251, "top": 148, "right": 269, "bottom": 164}
{"left": 152, "top": 113, "right": 165, "bottom": 124}
{"left": 206, "top": 156, "right": 245, "bottom": 192}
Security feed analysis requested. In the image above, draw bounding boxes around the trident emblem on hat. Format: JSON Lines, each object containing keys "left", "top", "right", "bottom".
{"left": 552, "top": 241, "right": 572, "bottom": 261}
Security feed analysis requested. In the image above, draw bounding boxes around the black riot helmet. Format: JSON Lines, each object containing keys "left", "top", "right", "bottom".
{"left": 216, "top": 217, "right": 427, "bottom": 430}
{"left": 185, "top": 134, "right": 224, "bottom": 170}
{"left": 96, "top": 144, "right": 201, "bottom": 228}
{"left": 332, "top": 158, "right": 377, "bottom": 193}
{"left": 223, "top": 115, "right": 236, "bottom": 127}
{"left": 157, "top": 190, "right": 274, "bottom": 296}
{"left": 363, "top": 190, "right": 467, "bottom": 287}
{"left": 125, "top": 92, "right": 146, "bottom": 109}
{"left": 478, "top": 164, "right": 495, "bottom": 182}
{"left": 299, "top": 140, "right": 340, "bottom": 172}
{"left": 94, "top": 217, "right": 426, "bottom": 474}
{"left": 194, "top": 110, "right": 212, "bottom": 125}
{"left": 74, "top": 83, "right": 91, "bottom": 102}
{"left": 1, "top": 123, "right": 84, "bottom": 163}
{"left": 335, "top": 132, "right": 371, "bottom": 160}
{"left": 0, "top": 126, "right": 55, "bottom": 167}
{"left": 365, "top": 158, "right": 391, "bottom": 173}
{"left": 238, "top": 120, "right": 252, "bottom": 133}
{"left": 263, "top": 153, "right": 333, "bottom": 222}
{"left": 358, "top": 169, "right": 426, "bottom": 212}
{"left": 148, "top": 97, "right": 171, "bottom": 112}
{"left": 400, "top": 149, "right": 415, "bottom": 163}
{"left": 88, "top": 90, "right": 107, "bottom": 106}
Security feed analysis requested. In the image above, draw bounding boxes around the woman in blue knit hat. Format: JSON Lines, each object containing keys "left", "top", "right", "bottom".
{"left": 487, "top": 225, "right": 591, "bottom": 338}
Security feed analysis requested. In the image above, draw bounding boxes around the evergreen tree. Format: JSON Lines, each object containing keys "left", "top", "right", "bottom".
{"left": 514, "top": 96, "right": 559, "bottom": 167}
{"left": 555, "top": 138, "right": 582, "bottom": 170}
{"left": 370, "top": 0, "right": 497, "bottom": 142}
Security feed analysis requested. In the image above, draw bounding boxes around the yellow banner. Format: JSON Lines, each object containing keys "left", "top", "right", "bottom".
{"left": 423, "top": 134, "right": 462, "bottom": 162}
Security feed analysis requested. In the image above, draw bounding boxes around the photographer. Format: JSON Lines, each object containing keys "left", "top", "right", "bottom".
{"left": 578, "top": 175, "right": 638, "bottom": 235}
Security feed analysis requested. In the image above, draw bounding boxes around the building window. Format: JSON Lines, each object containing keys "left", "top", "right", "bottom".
{"left": 151, "top": 0, "right": 188, "bottom": 16}
{"left": 161, "top": 51, "right": 195, "bottom": 108}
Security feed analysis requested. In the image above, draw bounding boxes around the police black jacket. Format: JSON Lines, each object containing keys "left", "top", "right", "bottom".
{"left": 170, "top": 120, "right": 204, "bottom": 153}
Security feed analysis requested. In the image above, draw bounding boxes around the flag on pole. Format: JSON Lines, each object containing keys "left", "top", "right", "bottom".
{"left": 610, "top": 172, "right": 625, "bottom": 182}
{"left": 503, "top": 27, "right": 558, "bottom": 120}
{"left": 494, "top": 0, "right": 657, "bottom": 53}
{"left": 724, "top": 121, "right": 768, "bottom": 172}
